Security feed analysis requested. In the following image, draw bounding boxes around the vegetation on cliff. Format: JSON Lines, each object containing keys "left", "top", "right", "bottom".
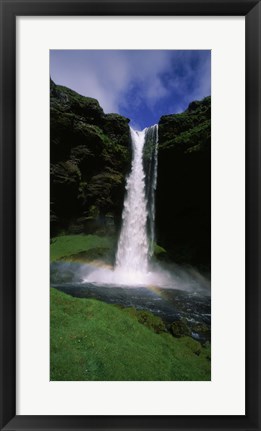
{"left": 50, "top": 80, "right": 210, "bottom": 267}
{"left": 157, "top": 97, "right": 211, "bottom": 268}
{"left": 50, "top": 80, "right": 131, "bottom": 237}
{"left": 50, "top": 83, "right": 211, "bottom": 381}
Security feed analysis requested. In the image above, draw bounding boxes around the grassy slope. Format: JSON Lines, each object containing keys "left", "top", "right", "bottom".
{"left": 51, "top": 288, "right": 210, "bottom": 381}
{"left": 50, "top": 234, "right": 115, "bottom": 262}
{"left": 51, "top": 234, "right": 167, "bottom": 262}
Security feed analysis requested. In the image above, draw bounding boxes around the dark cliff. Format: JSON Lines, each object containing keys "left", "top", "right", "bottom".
{"left": 157, "top": 96, "right": 211, "bottom": 268}
{"left": 50, "top": 81, "right": 211, "bottom": 267}
{"left": 50, "top": 80, "right": 131, "bottom": 236}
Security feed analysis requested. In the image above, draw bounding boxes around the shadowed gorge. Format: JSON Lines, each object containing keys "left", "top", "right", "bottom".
{"left": 51, "top": 81, "right": 210, "bottom": 269}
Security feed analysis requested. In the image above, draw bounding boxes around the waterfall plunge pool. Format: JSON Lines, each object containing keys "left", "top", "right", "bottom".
{"left": 51, "top": 260, "right": 211, "bottom": 342}
{"left": 50, "top": 124, "right": 211, "bottom": 342}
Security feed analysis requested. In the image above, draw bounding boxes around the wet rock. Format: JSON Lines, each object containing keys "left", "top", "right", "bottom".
{"left": 191, "top": 322, "right": 209, "bottom": 333}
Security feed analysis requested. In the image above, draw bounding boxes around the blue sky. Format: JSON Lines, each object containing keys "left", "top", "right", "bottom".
{"left": 50, "top": 50, "right": 211, "bottom": 130}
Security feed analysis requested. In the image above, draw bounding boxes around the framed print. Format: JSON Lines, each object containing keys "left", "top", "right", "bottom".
{"left": 0, "top": 0, "right": 260, "bottom": 430}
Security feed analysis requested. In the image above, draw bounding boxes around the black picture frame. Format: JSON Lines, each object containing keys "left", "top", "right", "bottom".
{"left": 0, "top": 0, "right": 260, "bottom": 430}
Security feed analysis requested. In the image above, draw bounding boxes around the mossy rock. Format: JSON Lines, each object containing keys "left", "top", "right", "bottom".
{"left": 179, "top": 337, "right": 202, "bottom": 356}
{"left": 170, "top": 318, "right": 191, "bottom": 338}
{"left": 123, "top": 307, "right": 166, "bottom": 334}
{"left": 50, "top": 80, "right": 131, "bottom": 236}
{"left": 191, "top": 322, "right": 211, "bottom": 341}
{"left": 191, "top": 322, "right": 209, "bottom": 333}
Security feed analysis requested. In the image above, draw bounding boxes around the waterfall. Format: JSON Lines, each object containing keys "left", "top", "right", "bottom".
{"left": 144, "top": 125, "right": 159, "bottom": 258}
{"left": 115, "top": 125, "right": 158, "bottom": 275}
{"left": 83, "top": 123, "right": 183, "bottom": 288}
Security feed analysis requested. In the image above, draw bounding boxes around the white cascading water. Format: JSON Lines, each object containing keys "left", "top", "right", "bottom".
{"left": 84, "top": 124, "right": 162, "bottom": 286}
{"left": 115, "top": 125, "right": 158, "bottom": 276}
{"left": 115, "top": 127, "right": 149, "bottom": 273}
{"left": 82, "top": 124, "right": 209, "bottom": 290}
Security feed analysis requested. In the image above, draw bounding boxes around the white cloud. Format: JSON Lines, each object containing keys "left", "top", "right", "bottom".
{"left": 51, "top": 50, "right": 173, "bottom": 114}
{"left": 50, "top": 50, "right": 211, "bottom": 121}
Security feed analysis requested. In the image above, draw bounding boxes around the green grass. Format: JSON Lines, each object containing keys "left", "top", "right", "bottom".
{"left": 51, "top": 288, "right": 211, "bottom": 381}
{"left": 50, "top": 234, "right": 167, "bottom": 263}
{"left": 154, "top": 243, "right": 167, "bottom": 256}
{"left": 50, "top": 234, "right": 115, "bottom": 262}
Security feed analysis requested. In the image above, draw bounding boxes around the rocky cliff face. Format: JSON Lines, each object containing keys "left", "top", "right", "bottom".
{"left": 50, "top": 81, "right": 210, "bottom": 267}
{"left": 157, "top": 97, "right": 211, "bottom": 268}
{"left": 50, "top": 80, "right": 131, "bottom": 236}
